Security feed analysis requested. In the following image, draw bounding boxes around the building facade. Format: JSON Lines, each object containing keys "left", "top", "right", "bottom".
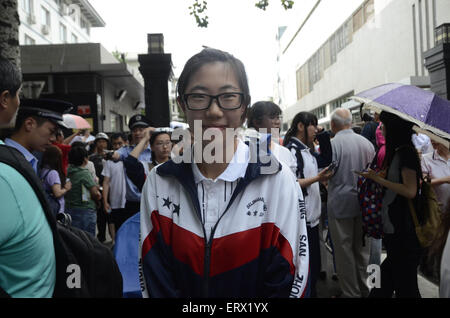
{"left": 18, "top": 0, "right": 105, "bottom": 45}
{"left": 275, "top": 0, "right": 450, "bottom": 130}
{"left": 20, "top": 43, "right": 144, "bottom": 133}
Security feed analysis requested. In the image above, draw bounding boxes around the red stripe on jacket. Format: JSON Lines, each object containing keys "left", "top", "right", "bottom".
{"left": 210, "top": 223, "right": 294, "bottom": 277}
{"left": 142, "top": 212, "right": 294, "bottom": 278}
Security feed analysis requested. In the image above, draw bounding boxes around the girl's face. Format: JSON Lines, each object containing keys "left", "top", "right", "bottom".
{"left": 179, "top": 62, "right": 246, "bottom": 138}
{"left": 297, "top": 122, "right": 317, "bottom": 145}
{"left": 152, "top": 133, "right": 172, "bottom": 162}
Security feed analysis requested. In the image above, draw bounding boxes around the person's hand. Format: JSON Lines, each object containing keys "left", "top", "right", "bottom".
{"left": 104, "top": 202, "right": 111, "bottom": 213}
{"left": 144, "top": 127, "right": 156, "bottom": 142}
{"left": 444, "top": 176, "right": 450, "bottom": 184}
{"left": 354, "top": 168, "right": 378, "bottom": 180}
{"left": 64, "top": 181, "right": 72, "bottom": 192}
{"left": 318, "top": 125, "right": 325, "bottom": 132}
{"left": 317, "top": 167, "right": 334, "bottom": 182}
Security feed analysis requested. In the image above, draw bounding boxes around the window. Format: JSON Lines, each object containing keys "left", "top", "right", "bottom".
{"left": 22, "top": 0, "right": 32, "bottom": 14}
{"left": 71, "top": 33, "right": 78, "bottom": 43}
{"left": 296, "top": 64, "right": 310, "bottom": 101}
{"left": 311, "top": 105, "right": 326, "bottom": 119}
{"left": 41, "top": 6, "right": 50, "bottom": 26}
{"left": 110, "top": 112, "right": 123, "bottom": 132}
{"left": 80, "top": 17, "right": 90, "bottom": 35}
{"left": 353, "top": 6, "right": 364, "bottom": 33}
{"left": 59, "top": 23, "right": 67, "bottom": 43}
{"left": 308, "top": 51, "right": 321, "bottom": 89}
{"left": 24, "top": 34, "right": 36, "bottom": 45}
{"left": 364, "top": 0, "right": 375, "bottom": 22}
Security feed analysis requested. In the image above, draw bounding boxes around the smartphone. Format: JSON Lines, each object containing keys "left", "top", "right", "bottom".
{"left": 327, "top": 161, "right": 337, "bottom": 172}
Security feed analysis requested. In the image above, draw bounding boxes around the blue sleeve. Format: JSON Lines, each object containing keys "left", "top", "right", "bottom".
{"left": 123, "top": 156, "right": 146, "bottom": 192}
{"left": 313, "top": 131, "right": 332, "bottom": 168}
{"left": 116, "top": 147, "right": 128, "bottom": 161}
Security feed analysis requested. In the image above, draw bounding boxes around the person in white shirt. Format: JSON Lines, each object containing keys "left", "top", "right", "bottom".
{"left": 421, "top": 140, "right": 450, "bottom": 213}
{"left": 283, "top": 111, "right": 333, "bottom": 298}
{"left": 412, "top": 133, "right": 433, "bottom": 157}
{"left": 245, "top": 101, "right": 297, "bottom": 175}
{"left": 102, "top": 133, "right": 127, "bottom": 236}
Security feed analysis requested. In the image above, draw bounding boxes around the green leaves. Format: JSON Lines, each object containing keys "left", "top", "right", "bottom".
{"left": 189, "top": 0, "right": 209, "bottom": 28}
{"left": 190, "top": 0, "right": 295, "bottom": 27}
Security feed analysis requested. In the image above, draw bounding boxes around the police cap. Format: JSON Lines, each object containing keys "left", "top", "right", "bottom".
{"left": 128, "top": 114, "right": 150, "bottom": 130}
{"left": 18, "top": 98, "right": 73, "bottom": 127}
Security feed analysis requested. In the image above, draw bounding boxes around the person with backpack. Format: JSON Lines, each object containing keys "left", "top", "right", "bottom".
{"left": 66, "top": 145, "right": 102, "bottom": 236}
{"left": 139, "top": 48, "right": 309, "bottom": 298}
{"left": 356, "top": 111, "right": 424, "bottom": 298}
{"left": 283, "top": 111, "right": 333, "bottom": 297}
{"left": 40, "top": 145, "right": 72, "bottom": 216}
{"left": 0, "top": 58, "right": 58, "bottom": 297}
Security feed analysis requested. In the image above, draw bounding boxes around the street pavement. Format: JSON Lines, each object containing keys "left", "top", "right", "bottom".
{"left": 316, "top": 249, "right": 439, "bottom": 298}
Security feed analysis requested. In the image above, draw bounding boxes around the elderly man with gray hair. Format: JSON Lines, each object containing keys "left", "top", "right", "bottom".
{"left": 327, "top": 108, "right": 375, "bottom": 298}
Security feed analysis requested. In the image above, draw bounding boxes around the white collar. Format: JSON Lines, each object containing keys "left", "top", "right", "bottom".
{"left": 192, "top": 139, "right": 249, "bottom": 184}
{"left": 291, "top": 136, "right": 310, "bottom": 151}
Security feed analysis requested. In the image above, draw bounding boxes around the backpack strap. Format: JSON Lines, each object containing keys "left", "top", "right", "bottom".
{"left": 285, "top": 141, "right": 308, "bottom": 197}
{"left": 0, "top": 144, "right": 68, "bottom": 297}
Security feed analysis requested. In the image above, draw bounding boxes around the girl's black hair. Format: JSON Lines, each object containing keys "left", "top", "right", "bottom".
{"left": 176, "top": 48, "right": 251, "bottom": 122}
{"left": 0, "top": 58, "right": 22, "bottom": 96}
{"left": 379, "top": 111, "right": 420, "bottom": 170}
{"left": 247, "top": 101, "right": 282, "bottom": 129}
{"left": 68, "top": 144, "right": 88, "bottom": 166}
{"left": 283, "top": 111, "right": 318, "bottom": 149}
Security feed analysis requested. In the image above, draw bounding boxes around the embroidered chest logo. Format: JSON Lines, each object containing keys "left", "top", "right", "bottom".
{"left": 162, "top": 196, "right": 180, "bottom": 216}
{"left": 245, "top": 197, "right": 267, "bottom": 217}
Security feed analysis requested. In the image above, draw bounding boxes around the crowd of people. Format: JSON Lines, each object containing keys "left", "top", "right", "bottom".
{"left": 0, "top": 48, "right": 449, "bottom": 299}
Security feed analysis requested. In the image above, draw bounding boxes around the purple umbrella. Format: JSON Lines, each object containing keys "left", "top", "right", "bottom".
{"left": 351, "top": 83, "right": 450, "bottom": 146}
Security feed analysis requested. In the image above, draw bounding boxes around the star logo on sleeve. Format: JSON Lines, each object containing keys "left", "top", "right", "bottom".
{"left": 163, "top": 197, "right": 172, "bottom": 209}
{"left": 172, "top": 203, "right": 180, "bottom": 216}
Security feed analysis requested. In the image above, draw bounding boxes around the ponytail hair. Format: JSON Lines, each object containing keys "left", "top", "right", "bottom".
{"left": 283, "top": 111, "right": 318, "bottom": 148}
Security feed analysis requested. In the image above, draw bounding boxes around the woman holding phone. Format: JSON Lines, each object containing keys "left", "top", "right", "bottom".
{"left": 283, "top": 111, "right": 333, "bottom": 297}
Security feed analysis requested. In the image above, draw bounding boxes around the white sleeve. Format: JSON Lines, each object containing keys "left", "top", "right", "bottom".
{"left": 288, "top": 183, "right": 309, "bottom": 298}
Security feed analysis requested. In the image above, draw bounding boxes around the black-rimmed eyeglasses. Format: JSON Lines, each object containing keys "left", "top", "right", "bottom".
{"left": 183, "top": 92, "right": 245, "bottom": 110}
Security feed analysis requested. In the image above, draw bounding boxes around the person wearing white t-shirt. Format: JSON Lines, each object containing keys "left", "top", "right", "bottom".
{"left": 102, "top": 133, "right": 127, "bottom": 237}
{"left": 412, "top": 133, "right": 433, "bottom": 156}
{"left": 421, "top": 140, "right": 450, "bottom": 213}
{"left": 245, "top": 101, "right": 297, "bottom": 175}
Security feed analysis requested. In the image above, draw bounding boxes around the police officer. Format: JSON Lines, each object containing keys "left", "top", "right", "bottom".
{"left": 4, "top": 98, "right": 72, "bottom": 174}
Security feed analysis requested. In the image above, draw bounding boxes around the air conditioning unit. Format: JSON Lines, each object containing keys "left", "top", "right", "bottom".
{"left": 27, "top": 14, "right": 36, "bottom": 25}
{"left": 41, "top": 25, "right": 50, "bottom": 35}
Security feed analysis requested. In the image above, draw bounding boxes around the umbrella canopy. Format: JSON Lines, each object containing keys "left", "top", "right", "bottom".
{"left": 351, "top": 83, "right": 450, "bottom": 147}
{"left": 62, "top": 114, "right": 91, "bottom": 129}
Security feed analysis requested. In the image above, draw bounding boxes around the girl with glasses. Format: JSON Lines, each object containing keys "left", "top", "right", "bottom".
{"left": 138, "top": 48, "right": 309, "bottom": 298}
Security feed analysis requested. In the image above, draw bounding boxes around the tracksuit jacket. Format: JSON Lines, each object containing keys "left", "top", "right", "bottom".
{"left": 139, "top": 145, "right": 309, "bottom": 298}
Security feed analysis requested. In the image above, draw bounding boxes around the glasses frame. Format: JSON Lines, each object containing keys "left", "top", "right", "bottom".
{"left": 183, "top": 92, "right": 245, "bottom": 111}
